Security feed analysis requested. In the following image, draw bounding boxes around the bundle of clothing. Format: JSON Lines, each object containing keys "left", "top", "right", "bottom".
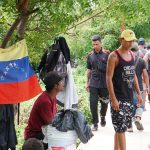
{"left": 52, "top": 109, "right": 93, "bottom": 144}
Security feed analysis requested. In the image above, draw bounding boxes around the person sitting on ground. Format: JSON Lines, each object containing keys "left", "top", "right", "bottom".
{"left": 22, "top": 138, "right": 44, "bottom": 150}
{"left": 24, "top": 71, "right": 64, "bottom": 149}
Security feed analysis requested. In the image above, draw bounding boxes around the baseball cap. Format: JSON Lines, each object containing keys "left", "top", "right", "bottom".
{"left": 120, "top": 29, "right": 136, "bottom": 41}
{"left": 138, "top": 38, "right": 145, "bottom": 45}
{"left": 91, "top": 35, "right": 101, "bottom": 41}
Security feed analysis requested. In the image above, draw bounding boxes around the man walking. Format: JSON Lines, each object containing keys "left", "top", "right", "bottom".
{"left": 106, "top": 29, "right": 142, "bottom": 150}
{"left": 86, "top": 35, "right": 109, "bottom": 131}
{"left": 130, "top": 42, "right": 149, "bottom": 131}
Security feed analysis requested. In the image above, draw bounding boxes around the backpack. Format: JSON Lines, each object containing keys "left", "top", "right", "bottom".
{"left": 38, "top": 37, "right": 70, "bottom": 81}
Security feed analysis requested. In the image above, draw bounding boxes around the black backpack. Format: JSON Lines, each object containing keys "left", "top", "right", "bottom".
{"left": 38, "top": 37, "right": 70, "bottom": 81}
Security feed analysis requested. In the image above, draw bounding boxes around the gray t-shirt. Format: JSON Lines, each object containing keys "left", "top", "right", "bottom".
{"left": 139, "top": 48, "right": 147, "bottom": 57}
{"left": 135, "top": 57, "right": 146, "bottom": 91}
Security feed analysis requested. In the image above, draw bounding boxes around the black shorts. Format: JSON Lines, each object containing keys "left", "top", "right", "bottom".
{"left": 111, "top": 101, "right": 133, "bottom": 132}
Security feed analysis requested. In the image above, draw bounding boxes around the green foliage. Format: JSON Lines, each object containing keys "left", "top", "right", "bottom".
{"left": 102, "top": 34, "right": 119, "bottom": 51}
{"left": 0, "top": 0, "right": 100, "bottom": 64}
{"left": 2, "top": 1, "right": 150, "bottom": 149}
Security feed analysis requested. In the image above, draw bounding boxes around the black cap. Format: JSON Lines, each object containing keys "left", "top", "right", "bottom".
{"left": 138, "top": 38, "right": 145, "bottom": 45}
{"left": 91, "top": 35, "right": 101, "bottom": 41}
{"left": 43, "top": 71, "right": 63, "bottom": 91}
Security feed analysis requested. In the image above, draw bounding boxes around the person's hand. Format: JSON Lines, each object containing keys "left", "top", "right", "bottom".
{"left": 137, "top": 94, "right": 143, "bottom": 107}
{"left": 111, "top": 99, "right": 120, "bottom": 111}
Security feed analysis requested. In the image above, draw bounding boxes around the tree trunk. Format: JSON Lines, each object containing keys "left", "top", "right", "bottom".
{"left": 17, "top": 15, "right": 29, "bottom": 40}
{"left": 0, "top": 16, "right": 22, "bottom": 48}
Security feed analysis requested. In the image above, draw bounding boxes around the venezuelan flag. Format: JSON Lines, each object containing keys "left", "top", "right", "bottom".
{"left": 0, "top": 40, "right": 42, "bottom": 104}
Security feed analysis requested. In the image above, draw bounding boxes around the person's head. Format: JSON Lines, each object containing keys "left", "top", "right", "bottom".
{"left": 91, "top": 35, "right": 102, "bottom": 52}
{"left": 130, "top": 42, "right": 139, "bottom": 56}
{"left": 22, "top": 138, "right": 44, "bottom": 150}
{"left": 138, "top": 37, "right": 145, "bottom": 46}
{"left": 120, "top": 29, "right": 136, "bottom": 50}
{"left": 43, "top": 71, "right": 64, "bottom": 93}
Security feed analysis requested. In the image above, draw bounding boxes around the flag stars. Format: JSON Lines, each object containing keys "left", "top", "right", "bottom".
{"left": 9, "top": 63, "right": 13, "bottom": 67}
{"left": 5, "top": 66, "right": 9, "bottom": 71}
{"left": 0, "top": 76, "right": 4, "bottom": 80}
{"left": 4, "top": 71, "right": 8, "bottom": 75}
{"left": 13, "top": 62, "right": 17, "bottom": 67}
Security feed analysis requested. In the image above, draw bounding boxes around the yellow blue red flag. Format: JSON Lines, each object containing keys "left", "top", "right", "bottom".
{"left": 0, "top": 39, "right": 42, "bottom": 104}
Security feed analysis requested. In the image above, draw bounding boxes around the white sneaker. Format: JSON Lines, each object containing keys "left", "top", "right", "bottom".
{"left": 134, "top": 117, "right": 144, "bottom": 131}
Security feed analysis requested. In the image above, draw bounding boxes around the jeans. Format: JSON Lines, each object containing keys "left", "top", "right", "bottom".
{"left": 89, "top": 87, "right": 109, "bottom": 124}
{"left": 132, "top": 91, "right": 144, "bottom": 118}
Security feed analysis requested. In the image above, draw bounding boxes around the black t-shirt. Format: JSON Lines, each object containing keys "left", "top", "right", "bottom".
{"left": 113, "top": 50, "right": 135, "bottom": 102}
{"left": 87, "top": 50, "right": 109, "bottom": 88}
{"left": 135, "top": 57, "right": 146, "bottom": 91}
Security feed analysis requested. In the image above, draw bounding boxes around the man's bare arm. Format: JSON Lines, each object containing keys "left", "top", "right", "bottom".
{"left": 134, "top": 74, "right": 143, "bottom": 105}
{"left": 106, "top": 52, "right": 119, "bottom": 111}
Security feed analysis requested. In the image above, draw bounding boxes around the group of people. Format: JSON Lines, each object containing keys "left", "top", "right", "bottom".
{"left": 86, "top": 29, "right": 150, "bottom": 150}
{"left": 1, "top": 29, "right": 149, "bottom": 150}
{"left": 23, "top": 30, "right": 150, "bottom": 150}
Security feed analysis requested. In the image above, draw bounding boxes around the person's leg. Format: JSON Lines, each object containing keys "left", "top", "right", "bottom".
{"left": 134, "top": 91, "right": 144, "bottom": 130}
{"left": 99, "top": 100, "right": 108, "bottom": 126}
{"left": 99, "top": 88, "right": 109, "bottom": 126}
{"left": 148, "top": 94, "right": 150, "bottom": 103}
{"left": 100, "top": 101, "right": 108, "bottom": 117}
{"left": 89, "top": 87, "right": 99, "bottom": 130}
{"left": 134, "top": 107, "right": 144, "bottom": 130}
{"left": 114, "top": 132, "right": 126, "bottom": 150}
{"left": 114, "top": 133, "right": 120, "bottom": 150}
{"left": 111, "top": 101, "right": 132, "bottom": 150}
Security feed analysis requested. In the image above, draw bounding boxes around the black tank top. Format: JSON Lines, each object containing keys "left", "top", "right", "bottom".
{"left": 113, "top": 50, "right": 135, "bottom": 101}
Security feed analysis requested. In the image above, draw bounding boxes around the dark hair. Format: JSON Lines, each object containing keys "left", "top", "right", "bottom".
{"left": 43, "top": 71, "right": 63, "bottom": 92}
{"left": 22, "top": 138, "right": 44, "bottom": 150}
{"left": 91, "top": 35, "right": 101, "bottom": 42}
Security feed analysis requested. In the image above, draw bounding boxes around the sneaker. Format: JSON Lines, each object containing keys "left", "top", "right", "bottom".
{"left": 100, "top": 116, "right": 106, "bottom": 127}
{"left": 127, "top": 127, "right": 133, "bottom": 132}
{"left": 91, "top": 124, "right": 98, "bottom": 131}
{"left": 134, "top": 117, "right": 144, "bottom": 131}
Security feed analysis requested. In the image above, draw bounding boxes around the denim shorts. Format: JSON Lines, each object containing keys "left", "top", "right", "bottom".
{"left": 111, "top": 101, "right": 133, "bottom": 132}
